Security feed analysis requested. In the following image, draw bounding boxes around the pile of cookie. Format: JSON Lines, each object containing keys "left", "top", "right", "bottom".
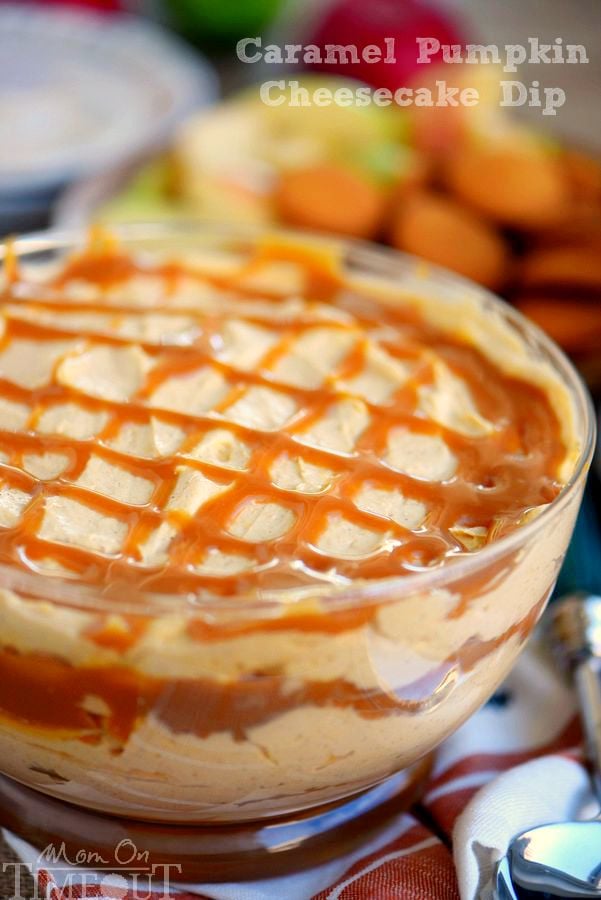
{"left": 101, "top": 78, "right": 601, "bottom": 382}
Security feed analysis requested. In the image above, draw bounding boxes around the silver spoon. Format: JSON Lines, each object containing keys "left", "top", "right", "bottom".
{"left": 493, "top": 593, "right": 601, "bottom": 899}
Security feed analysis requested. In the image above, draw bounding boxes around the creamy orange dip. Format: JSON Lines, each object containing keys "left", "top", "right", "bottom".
{"left": 0, "top": 236, "right": 568, "bottom": 596}
{"left": 0, "top": 232, "right": 581, "bottom": 822}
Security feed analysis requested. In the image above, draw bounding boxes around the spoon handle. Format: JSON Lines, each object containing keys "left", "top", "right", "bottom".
{"left": 574, "top": 657, "right": 601, "bottom": 806}
{"left": 549, "top": 594, "right": 601, "bottom": 807}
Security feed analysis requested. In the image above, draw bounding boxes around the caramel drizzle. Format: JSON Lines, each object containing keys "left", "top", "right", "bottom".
{"left": 0, "top": 247, "right": 564, "bottom": 596}
{"left": 0, "top": 586, "right": 550, "bottom": 742}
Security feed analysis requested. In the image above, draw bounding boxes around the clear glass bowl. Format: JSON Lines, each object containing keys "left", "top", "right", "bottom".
{"left": 0, "top": 223, "right": 594, "bottom": 831}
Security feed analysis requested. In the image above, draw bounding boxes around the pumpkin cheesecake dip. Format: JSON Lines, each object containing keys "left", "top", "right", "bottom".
{"left": 0, "top": 226, "right": 592, "bottom": 825}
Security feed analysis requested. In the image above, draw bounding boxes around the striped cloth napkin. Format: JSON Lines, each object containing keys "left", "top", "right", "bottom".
{"left": 3, "top": 636, "right": 595, "bottom": 900}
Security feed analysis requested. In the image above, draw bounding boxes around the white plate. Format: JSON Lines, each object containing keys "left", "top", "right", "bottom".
{"left": 0, "top": 4, "right": 218, "bottom": 197}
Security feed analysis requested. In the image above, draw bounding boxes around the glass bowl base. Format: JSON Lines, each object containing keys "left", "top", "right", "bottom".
{"left": 0, "top": 759, "right": 432, "bottom": 883}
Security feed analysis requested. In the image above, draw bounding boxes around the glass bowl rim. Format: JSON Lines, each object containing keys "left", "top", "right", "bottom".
{"left": 0, "top": 221, "right": 596, "bottom": 617}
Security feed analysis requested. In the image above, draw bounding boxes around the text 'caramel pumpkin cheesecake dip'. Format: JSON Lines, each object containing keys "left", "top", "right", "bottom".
{"left": 0, "top": 226, "right": 591, "bottom": 825}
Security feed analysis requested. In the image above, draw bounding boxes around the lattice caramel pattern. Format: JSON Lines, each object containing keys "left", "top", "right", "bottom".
{"left": 0, "top": 252, "right": 561, "bottom": 594}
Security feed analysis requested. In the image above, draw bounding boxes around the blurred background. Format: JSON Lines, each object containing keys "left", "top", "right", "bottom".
{"left": 1, "top": 0, "right": 599, "bottom": 392}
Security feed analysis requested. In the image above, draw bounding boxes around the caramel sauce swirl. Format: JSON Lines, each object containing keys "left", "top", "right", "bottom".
{"left": 0, "top": 588, "right": 548, "bottom": 744}
{"left": 0, "top": 239, "right": 565, "bottom": 599}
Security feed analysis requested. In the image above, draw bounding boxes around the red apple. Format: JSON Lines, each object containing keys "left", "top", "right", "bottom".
{"left": 308, "top": 0, "right": 465, "bottom": 92}
{"left": 22, "top": 0, "right": 121, "bottom": 11}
